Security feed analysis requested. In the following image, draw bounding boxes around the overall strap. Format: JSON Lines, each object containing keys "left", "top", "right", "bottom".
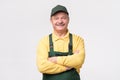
{"left": 49, "top": 33, "right": 73, "bottom": 54}
{"left": 49, "top": 34, "right": 54, "bottom": 52}
{"left": 68, "top": 33, "right": 73, "bottom": 55}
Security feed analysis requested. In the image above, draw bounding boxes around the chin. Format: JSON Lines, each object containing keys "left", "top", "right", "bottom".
{"left": 57, "top": 26, "right": 65, "bottom": 29}
{"left": 57, "top": 28, "right": 65, "bottom": 31}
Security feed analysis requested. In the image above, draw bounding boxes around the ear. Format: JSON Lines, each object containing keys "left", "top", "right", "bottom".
{"left": 68, "top": 16, "right": 70, "bottom": 23}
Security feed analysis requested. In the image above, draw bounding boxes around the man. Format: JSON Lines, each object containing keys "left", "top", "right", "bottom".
{"left": 37, "top": 5, "right": 85, "bottom": 80}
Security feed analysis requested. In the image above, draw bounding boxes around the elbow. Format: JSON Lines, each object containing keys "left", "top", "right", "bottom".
{"left": 37, "top": 64, "right": 43, "bottom": 73}
{"left": 76, "top": 54, "right": 85, "bottom": 67}
{"left": 79, "top": 58, "right": 85, "bottom": 66}
{"left": 37, "top": 65, "right": 48, "bottom": 73}
{"left": 37, "top": 66, "right": 43, "bottom": 73}
{"left": 37, "top": 62, "right": 47, "bottom": 73}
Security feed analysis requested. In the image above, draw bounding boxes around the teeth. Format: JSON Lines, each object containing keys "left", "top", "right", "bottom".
{"left": 58, "top": 25, "right": 64, "bottom": 26}
{"left": 57, "top": 24, "right": 64, "bottom": 26}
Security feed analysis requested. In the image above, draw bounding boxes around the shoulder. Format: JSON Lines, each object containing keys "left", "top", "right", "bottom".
{"left": 38, "top": 35, "right": 49, "bottom": 45}
{"left": 72, "top": 33, "right": 84, "bottom": 41}
{"left": 40, "top": 35, "right": 49, "bottom": 41}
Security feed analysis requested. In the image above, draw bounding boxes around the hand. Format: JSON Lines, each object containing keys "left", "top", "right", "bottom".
{"left": 48, "top": 57, "right": 57, "bottom": 63}
{"left": 66, "top": 67, "right": 72, "bottom": 70}
{"left": 74, "top": 50, "right": 80, "bottom": 54}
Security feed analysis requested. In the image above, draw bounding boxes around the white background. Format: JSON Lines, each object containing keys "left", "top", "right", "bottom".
{"left": 0, "top": 0, "right": 120, "bottom": 80}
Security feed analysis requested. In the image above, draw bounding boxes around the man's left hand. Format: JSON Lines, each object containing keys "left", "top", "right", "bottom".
{"left": 48, "top": 57, "right": 57, "bottom": 63}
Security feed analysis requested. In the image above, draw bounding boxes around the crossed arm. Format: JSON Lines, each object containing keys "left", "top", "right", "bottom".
{"left": 37, "top": 37, "right": 85, "bottom": 74}
{"left": 48, "top": 50, "right": 81, "bottom": 68}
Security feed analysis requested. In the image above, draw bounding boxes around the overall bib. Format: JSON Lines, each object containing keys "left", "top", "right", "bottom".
{"left": 43, "top": 33, "right": 80, "bottom": 80}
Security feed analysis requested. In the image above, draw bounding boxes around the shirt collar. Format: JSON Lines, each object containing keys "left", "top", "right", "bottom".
{"left": 52, "top": 30, "right": 70, "bottom": 41}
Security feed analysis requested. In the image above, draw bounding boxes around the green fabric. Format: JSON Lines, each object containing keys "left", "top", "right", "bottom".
{"left": 51, "top": 5, "right": 69, "bottom": 17}
{"left": 43, "top": 68, "right": 80, "bottom": 80}
{"left": 43, "top": 33, "right": 80, "bottom": 80}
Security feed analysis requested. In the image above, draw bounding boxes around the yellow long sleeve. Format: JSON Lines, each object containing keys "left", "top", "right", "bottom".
{"left": 57, "top": 36, "right": 85, "bottom": 68}
{"left": 36, "top": 32, "right": 85, "bottom": 74}
{"left": 36, "top": 36, "right": 66, "bottom": 74}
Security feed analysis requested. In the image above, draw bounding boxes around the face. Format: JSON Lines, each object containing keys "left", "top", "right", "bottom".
{"left": 50, "top": 12, "right": 69, "bottom": 32}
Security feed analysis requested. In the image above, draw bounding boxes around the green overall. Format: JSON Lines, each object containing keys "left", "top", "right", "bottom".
{"left": 43, "top": 33, "right": 80, "bottom": 80}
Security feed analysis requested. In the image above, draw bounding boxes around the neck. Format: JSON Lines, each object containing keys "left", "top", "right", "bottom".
{"left": 54, "top": 30, "right": 68, "bottom": 38}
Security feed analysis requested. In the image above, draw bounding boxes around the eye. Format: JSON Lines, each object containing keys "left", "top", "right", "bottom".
{"left": 62, "top": 16, "right": 67, "bottom": 19}
{"left": 54, "top": 17, "right": 59, "bottom": 20}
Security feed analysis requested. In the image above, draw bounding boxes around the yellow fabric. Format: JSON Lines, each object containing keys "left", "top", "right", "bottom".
{"left": 36, "top": 31, "right": 85, "bottom": 74}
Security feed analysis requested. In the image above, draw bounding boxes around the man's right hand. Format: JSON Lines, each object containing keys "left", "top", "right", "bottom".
{"left": 66, "top": 67, "right": 72, "bottom": 70}
{"left": 74, "top": 50, "right": 79, "bottom": 54}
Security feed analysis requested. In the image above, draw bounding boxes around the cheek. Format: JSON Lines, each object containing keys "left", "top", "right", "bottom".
{"left": 64, "top": 21, "right": 69, "bottom": 25}
{"left": 51, "top": 20, "right": 57, "bottom": 24}
{"left": 53, "top": 22, "right": 57, "bottom": 26}
{"left": 51, "top": 21, "right": 56, "bottom": 25}
{"left": 64, "top": 19, "right": 69, "bottom": 23}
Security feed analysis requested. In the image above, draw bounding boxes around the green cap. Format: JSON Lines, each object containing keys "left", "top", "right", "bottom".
{"left": 51, "top": 5, "right": 69, "bottom": 17}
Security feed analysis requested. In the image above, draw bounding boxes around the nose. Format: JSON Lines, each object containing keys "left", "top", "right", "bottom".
{"left": 58, "top": 18, "right": 63, "bottom": 23}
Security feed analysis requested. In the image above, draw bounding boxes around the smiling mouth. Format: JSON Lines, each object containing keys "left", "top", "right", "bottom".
{"left": 56, "top": 24, "right": 65, "bottom": 26}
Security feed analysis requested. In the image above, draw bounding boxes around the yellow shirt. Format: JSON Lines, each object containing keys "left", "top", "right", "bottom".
{"left": 36, "top": 31, "right": 85, "bottom": 74}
